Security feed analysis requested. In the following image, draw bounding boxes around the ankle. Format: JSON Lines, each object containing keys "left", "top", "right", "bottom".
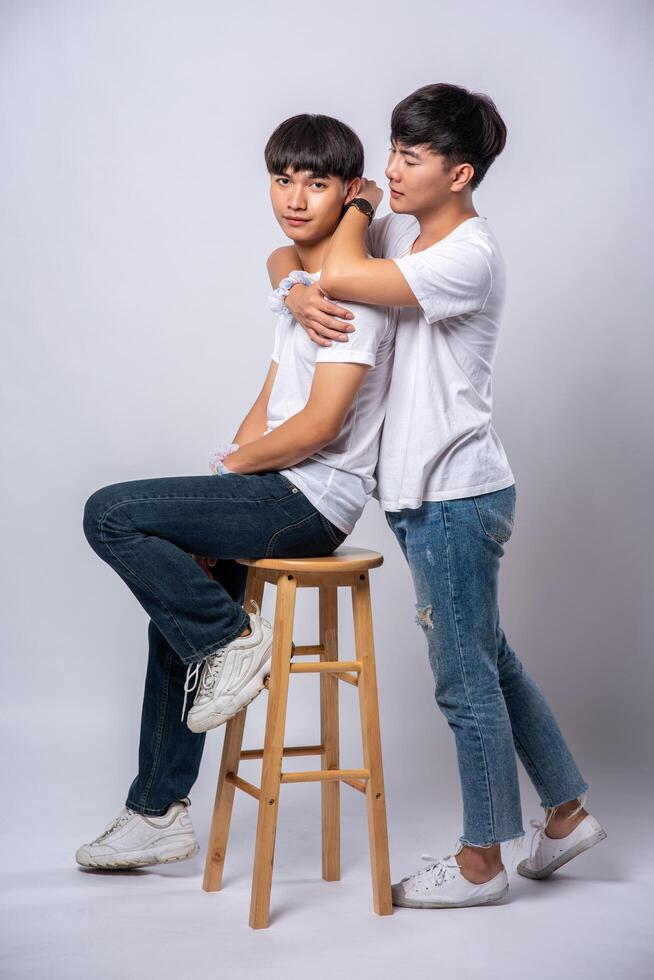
{"left": 544, "top": 803, "right": 588, "bottom": 838}
{"left": 455, "top": 844, "right": 503, "bottom": 883}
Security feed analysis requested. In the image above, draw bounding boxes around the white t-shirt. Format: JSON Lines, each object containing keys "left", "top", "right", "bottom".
{"left": 366, "top": 212, "right": 514, "bottom": 510}
{"left": 267, "top": 271, "right": 395, "bottom": 534}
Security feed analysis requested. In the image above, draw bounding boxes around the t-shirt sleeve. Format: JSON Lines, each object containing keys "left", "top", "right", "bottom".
{"left": 315, "top": 301, "right": 390, "bottom": 369}
{"left": 392, "top": 242, "right": 492, "bottom": 324}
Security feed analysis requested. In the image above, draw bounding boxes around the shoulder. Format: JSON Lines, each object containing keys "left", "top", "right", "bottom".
{"left": 366, "top": 211, "right": 419, "bottom": 258}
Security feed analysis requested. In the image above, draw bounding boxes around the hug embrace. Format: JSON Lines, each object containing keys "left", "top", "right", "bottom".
{"left": 78, "top": 82, "right": 606, "bottom": 909}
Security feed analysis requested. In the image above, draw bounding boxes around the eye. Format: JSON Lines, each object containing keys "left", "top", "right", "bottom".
{"left": 405, "top": 161, "right": 417, "bottom": 167}
{"left": 276, "top": 177, "right": 290, "bottom": 186}
{"left": 311, "top": 181, "right": 327, "bottom": 189}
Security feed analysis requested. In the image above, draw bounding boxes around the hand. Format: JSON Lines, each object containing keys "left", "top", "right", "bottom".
{"left": 355, "top": 177, "right": 383, "bottom": 211}
{"left": 286, "top": 281, "right": 356, "bottom": 347}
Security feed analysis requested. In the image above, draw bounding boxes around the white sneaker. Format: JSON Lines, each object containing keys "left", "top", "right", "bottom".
{"left": 184, "top": 600, "right": 273, "bottom": 734}
{"left": 392, "top": 843, "right": 509, "bottom": 909}
{"left": 75, "top": 798, "right": 199, "bottom": 869}
{"left": 517, "top": 812, "right": 607, "bottom": 879}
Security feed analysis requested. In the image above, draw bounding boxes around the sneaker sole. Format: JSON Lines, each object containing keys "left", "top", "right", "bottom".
{"left": 187, "top": 649, "right": 273, "bottom": 733}
{"left": 516, "top": 828, "right": 607, "bottom": 879}
{"left": 392, "top": 881, "right": 509, "bottom": 909}
{"left": 76, "top": 839, "right": 200, "bottom": 870}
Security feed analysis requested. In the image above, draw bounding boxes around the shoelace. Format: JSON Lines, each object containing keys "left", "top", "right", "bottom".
{"left": 180, "top": 600, "right": 261, "bottom": 722}
{"left": 91, "top": 806, "right": 136, "bottom": 844}
{"left": 401, "top": 852, "right": 459, "bottom": 890}
{"left": 527, "top": 792, "right": 588, "bottom": 863}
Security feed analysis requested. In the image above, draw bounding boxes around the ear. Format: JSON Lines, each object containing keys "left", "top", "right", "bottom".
{"left": 450, "top": 162, "right": 475, "bottom": 193}
{"left": 344, "top": 176, "right": 362, "bottom": 204}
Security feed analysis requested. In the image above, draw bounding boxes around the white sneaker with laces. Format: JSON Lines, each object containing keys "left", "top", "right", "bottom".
{"left": 517, "top": 812, "right": 607, "bottom": 879}
{"left": 392, "top": 843, "right": 509, "bottom": 909}
{"left": 184, "top": 600, "right": 273, "bottom": 734}
{"left": 75, "top": 797, "right": 199, "bottom": 869}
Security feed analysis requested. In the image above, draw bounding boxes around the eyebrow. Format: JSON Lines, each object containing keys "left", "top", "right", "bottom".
{"left": 390, "top": 141, "right": 421, "bottom": 160}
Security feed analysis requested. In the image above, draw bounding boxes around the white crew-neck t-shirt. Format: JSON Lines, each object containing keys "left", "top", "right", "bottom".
{"left": 267, "top": 270, "right": 395, "bottom": 534}
{"left": 366, "top": 212, "right": 514, "bottom": 511}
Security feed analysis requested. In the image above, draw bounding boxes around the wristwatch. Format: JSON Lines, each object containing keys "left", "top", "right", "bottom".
{"left": 343, "top": 197, "right": 375, "bottom": 225}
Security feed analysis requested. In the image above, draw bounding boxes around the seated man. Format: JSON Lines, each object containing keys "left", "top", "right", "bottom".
{"left": 76, "top": 113, "right": 396, "bottom": 870}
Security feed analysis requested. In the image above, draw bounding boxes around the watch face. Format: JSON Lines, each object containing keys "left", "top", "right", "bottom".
{"left": 355, "top": 198, "right": 373, "bottom": 215}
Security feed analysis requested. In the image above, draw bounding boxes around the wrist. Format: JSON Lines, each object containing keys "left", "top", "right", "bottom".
{"left": 268, "top": 269, "right": 314, "bottom": 315}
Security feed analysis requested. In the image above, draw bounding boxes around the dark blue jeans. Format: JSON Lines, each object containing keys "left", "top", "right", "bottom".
{"left": 82, "top": 471, "right": 347, "bottom": 815}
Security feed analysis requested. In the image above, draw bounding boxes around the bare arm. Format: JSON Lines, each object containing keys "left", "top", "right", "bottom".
{"left": 223, "top": 361, "right": 370, "bottom": 474}
{"left": 231, "top": 361, "right": 278, "bottom": 446}
{"left": 320, "top": 202, "right": 418, "bottom": 308}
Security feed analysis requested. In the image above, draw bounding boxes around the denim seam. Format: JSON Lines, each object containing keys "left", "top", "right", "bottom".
{"left": 98, "top": 507, "right": 199, "bottom": 659}
{"left": 441, "top": 499, "right": 497, "bottom": 843}
{"left": 138, "top": 645, "right": 173, "bottom": 808}
{"left": 473, "top": 497, "right": 510, "bottom": 545}
{"left": 317, "top": 511, "right": 347, "bottom": 547}
{"left": 265, "top": 510, "right": 321, "bottom": 557}
{"left": 511, "top": 730, "right": 556, "bottom": 807}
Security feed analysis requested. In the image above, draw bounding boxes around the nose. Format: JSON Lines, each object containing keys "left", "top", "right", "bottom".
{"left": 288, "top": 187, "right": 307, "bottom": 211}
{"left": 385, "top": 155, "right": 400, "bottom": 183}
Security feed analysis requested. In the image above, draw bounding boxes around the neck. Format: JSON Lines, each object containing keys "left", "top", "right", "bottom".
{"left": 412, "top": 197, "right": 478, "bottom": 252}
{"left": 294, "top": 236, "right": 332, "bottom": 274}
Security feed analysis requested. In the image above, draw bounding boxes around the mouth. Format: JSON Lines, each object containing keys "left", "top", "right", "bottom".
{"left": 389, "top": 187, "right": 403, "bottom": 197}
{"left": 284, "top": 216, "right": 311, "bottom": 225}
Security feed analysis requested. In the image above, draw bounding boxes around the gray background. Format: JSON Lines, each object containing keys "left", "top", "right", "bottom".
{"left": 1, "top": 1, "right": 652, "bottom": 978}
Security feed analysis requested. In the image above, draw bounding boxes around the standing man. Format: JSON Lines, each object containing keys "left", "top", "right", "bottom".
{"left": 268, "top": 83, "right": 606, "bottom": 909}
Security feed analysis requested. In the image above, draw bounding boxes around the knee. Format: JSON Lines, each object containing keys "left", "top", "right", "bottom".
{"left": 83, "top": 484, "right": 119, "bottom": 546}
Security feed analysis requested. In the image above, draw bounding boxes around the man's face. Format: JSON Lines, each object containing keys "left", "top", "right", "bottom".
{"left": 385, "top": 140, "right": 456, "bottom": 216}
{"left": 269, "top": 167, "right": 358, "bottom": 244}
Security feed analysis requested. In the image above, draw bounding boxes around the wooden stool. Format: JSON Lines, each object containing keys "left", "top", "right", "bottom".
{"left": 202, "top": 546, "right": 393, "bottom": 929}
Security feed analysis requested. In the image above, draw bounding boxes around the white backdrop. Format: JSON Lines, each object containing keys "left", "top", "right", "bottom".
{"left": 1, "top": 2, "right": 652, "bottom": 978}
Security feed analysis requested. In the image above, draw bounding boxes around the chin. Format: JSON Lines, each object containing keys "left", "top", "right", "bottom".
{"left": 390, "top": 197, "right": 409, "bottom": 213}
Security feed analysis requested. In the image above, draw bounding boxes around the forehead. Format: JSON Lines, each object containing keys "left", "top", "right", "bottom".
{"left": 391, "top": 140, "right": 440, "bottom": 160}
{"left": 273, "top": 166, "right": 335, "bottom": 179}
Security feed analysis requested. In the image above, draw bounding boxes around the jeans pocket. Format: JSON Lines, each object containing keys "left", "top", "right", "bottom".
{"left": 473, "top": 484, "right": 516, "bottom": 544}
{"left": 265, "top": 511, "right": 342, "bottom": 559}
{"left": 317, "top": 512, "right": 348, "bottom": 548}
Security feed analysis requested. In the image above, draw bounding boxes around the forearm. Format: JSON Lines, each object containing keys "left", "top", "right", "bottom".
{"left": 321, "top": 207, "right": 370, "bottom": 288}
{"left": 225, "top": 410, "right": 333, "bottom": 474}
{"left": 233, "top": 402, "right": 269, "bottom": 446}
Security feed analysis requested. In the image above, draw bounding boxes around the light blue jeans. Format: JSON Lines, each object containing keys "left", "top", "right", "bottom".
{"left": 386, "top": 484, "right": 588, "bottom": 848}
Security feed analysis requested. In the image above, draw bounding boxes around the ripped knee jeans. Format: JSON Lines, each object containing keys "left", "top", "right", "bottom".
{"left": 385, "top": 485, "right": 588, "bottom": 848}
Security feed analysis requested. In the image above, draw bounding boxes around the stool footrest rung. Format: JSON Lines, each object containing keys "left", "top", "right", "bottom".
{"left": 289, "top": 660, "right": 361, "bottom": 675}
{"left": 240, "top": 744, "right": 325, "bottom": 760}
{"left": 280, "top": 768, "right": 369, "bottom": 784}
{"left": 292, "top": 644, "right": 324, "bottom": 656}
{"left": 225, "top": 772, "right": 260, "bottom": 800}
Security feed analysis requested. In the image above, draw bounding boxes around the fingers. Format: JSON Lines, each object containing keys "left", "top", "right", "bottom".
{"left": 307, "top": 328, "right": 332, "bottom": 348}
{"left": 321, "top": 299, "right": 354, "bottom": 321}
{"left": 312, "top": 317, "right": 354, "bottom": 341}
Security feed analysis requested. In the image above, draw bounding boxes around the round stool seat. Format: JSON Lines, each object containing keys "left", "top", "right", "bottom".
{"left": 237, "top": 546, "right": 383, "bottom": 574}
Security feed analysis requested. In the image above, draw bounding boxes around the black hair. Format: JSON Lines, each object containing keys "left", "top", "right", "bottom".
{"left": 390, "top": 83, "right": 507, "bottom": 190}
{"left": 264, "top": 113, "right": 364, "bottom": 184}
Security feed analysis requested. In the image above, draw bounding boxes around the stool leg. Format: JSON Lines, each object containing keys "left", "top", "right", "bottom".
{"left": 319, "top": 585, "right": 340, "bottom": 881}
{"left": 203, "top": 569, "right": 264, "bottom": 892}
{"left": 351, "top": 573, "right": 393, "bottom": 916}
{"left": 249, "top": 572, "right": 297, "bottom": 929}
